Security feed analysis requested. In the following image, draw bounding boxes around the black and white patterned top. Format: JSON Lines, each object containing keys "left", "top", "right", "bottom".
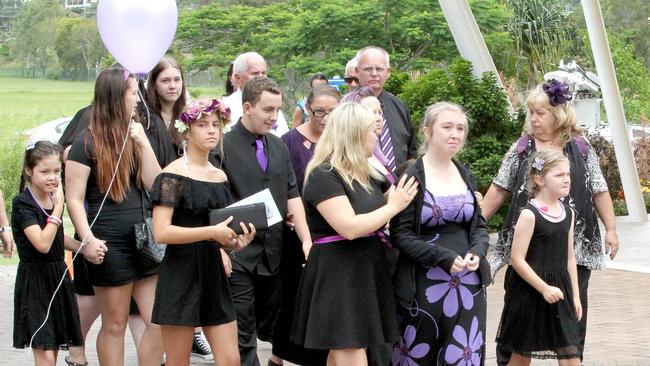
{"left": 488, "top": 135, "right": 608, "bottom": 274}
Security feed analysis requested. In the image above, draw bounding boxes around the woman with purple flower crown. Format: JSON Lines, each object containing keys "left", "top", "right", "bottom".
{"left": 390, "top": 102, "right": 490, "bottom": 366}
{"left": 482, "top": 79, "right": 619, "bottom": 364}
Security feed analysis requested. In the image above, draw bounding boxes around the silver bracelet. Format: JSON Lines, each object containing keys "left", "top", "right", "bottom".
{"left": 0, "top": 226, "right": 10, "bottom": 233}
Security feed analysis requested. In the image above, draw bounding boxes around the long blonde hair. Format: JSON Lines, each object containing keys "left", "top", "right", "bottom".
{"left": 304, "top": 102, "right": 382, "bottom": 192}
{"left": 524, "top": 85, "right": 582, "bottom": 145}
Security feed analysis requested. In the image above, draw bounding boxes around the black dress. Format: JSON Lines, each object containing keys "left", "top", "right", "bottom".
{"left": 291, "top": 164, "right": 399, "bottom": 350}
{"left": 150, "top": 173, "right": 236, "bottom": 326}
{"left": 68, "top": 129, "right": 149, "bottom": 286}
{"left": 12, "top": 191, "right": 83, "bottom": 349}
{"left": 495, "top": 202, "right": 581, "bottom": 359}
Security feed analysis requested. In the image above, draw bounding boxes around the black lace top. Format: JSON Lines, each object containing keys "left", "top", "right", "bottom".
{"left": 150, "top": 172, "right": 233, "bottom": 230}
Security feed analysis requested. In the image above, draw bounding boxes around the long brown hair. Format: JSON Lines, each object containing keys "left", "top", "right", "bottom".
{"left": 147, "top": 56, "right": 187, "bottom": 145}
{"left": 89, "top": 68, "right": 141, "bottom": 202}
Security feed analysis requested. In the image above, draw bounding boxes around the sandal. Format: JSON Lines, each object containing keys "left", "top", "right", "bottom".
{"left": 65, "top": 356, "right": 88, "bottom": 366}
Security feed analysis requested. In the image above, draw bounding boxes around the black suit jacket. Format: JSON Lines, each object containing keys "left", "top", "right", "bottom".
{"left": 212, "top": 121, "right": 299, "bottom": 275}
{"left": 377, "top": 90, "right": 417, "bottom": 168}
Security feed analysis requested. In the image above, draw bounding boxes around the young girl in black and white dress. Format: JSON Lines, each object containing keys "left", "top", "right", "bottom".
{"left": 496, "top": 150, "right": 582, "bottom": 365}
{"left": 150, "top": 98, "right": 256, "bottom": 366}
{"left": 12, "top": 141, "right": 92, "bottom": 365}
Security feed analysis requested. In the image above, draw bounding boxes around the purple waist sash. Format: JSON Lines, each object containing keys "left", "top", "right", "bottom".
{"left": 314, "top": 230, "right": 392, "bottom": 248}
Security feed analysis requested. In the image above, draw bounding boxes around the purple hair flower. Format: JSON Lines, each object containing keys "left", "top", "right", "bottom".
{"left": 542, "top": 79, "right": 572, "bottom": 106}
{"left": 444, "top": 317, "right": 484, "bottom": 365}
{"left": 178, "top": 98, "right": 232, "bottom": 126}
{"left": 425, "top": 267, "right": 480, "bottom": 317}
{"left": 391, "top": 325, "right": 430, "bottom": 366}
{"left": 532, "top": 156, "right": 545, "bottom": 172}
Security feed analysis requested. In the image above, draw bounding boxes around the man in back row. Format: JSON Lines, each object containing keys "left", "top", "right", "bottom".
{"left": 222, "top": 52, "right": 290, "bottom": 137}
{"left": 356, "top": 46, "right": 417, "bottom": 173}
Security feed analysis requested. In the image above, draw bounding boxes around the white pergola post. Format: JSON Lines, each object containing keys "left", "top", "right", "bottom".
{"left": 438, "top": 0, "right": 513, "bottom": 111}
{"left": 582, "top": 0, "right": 647, "bottom": 221}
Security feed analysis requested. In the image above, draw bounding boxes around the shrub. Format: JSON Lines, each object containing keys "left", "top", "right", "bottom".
{"left": 384, "top": 70, "right": 410, "bottom": 97}
{"left": 585, "top": 132, "right": 623, "bottom": 201}
{"left": 0, "top": 135, "right": 27, "bottom": 217}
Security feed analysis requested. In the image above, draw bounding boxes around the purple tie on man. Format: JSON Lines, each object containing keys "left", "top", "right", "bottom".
{"left": 379, "top": 114, "right": 396, "bottom": 173}
{"left": 256, "top": 138, "right": 268, "bottom": 172}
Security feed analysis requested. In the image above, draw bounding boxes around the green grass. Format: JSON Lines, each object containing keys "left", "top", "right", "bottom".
{"left": 0, "top": 77, "right": 94, "bottom": 137}
{"left": 0, "top": 77, "right": 95, "bottom": 218}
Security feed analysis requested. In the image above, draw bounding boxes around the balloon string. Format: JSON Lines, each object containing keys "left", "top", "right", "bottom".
{"left": 137, "top": 86, "right": 151, "bottom": 130}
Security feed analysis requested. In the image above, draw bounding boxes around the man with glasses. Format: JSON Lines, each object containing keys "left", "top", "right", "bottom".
{"left": 223, "top": 52, "right": 289, "bottom": 137}
{"left": 344, "top": 58, "right": 359, "bottom": 90}
{"left": 355, "top": 46, "right": 417, "bottom": 174}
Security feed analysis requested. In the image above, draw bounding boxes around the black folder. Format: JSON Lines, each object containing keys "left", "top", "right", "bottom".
{"left": 209, "top": 203, "right": 268, "bottom": 235}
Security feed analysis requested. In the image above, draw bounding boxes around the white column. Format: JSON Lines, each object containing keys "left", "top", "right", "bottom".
{"left": 582, "top": 0, "right": 647, "bottom": 221}
{"left": 438, "top": 0, "right": 512, "bottom": 111}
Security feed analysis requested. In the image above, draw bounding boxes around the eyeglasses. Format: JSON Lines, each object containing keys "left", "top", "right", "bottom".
{"left": 310, "top": 108, "right": 332, "bottom": 118}
{"left": 344, "top": 76, "right": 359, "bottom": 84}
{"left": 359, "top": 66, "right": 387, "bottom": 74}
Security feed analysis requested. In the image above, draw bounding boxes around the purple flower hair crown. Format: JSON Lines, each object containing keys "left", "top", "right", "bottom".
{"left": 179, "top": 98, "right": 231, "bottom": 125}
{"left": 542, "top": 79, "right": 572, "bottom": 107}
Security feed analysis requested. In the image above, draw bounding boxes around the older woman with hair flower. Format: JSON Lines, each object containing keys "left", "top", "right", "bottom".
{"left": 481, "top": 79, "right": 620, "bottom": 365}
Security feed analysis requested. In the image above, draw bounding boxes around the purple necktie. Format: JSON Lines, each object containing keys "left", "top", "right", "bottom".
{"left": 379, "top": 115, "right": 396, "bottom": 173}
{"left": 255, "top": 138, "right": 268, "bottom": 172}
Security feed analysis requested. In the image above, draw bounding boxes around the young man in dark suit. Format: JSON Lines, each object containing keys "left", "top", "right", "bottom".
{"left": 213, "top": 77, "right": 312, "bottom": 366}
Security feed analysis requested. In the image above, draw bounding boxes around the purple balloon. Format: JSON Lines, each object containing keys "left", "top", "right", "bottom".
{"left": 97, "top": 0, "right": 178, "bottom": 75}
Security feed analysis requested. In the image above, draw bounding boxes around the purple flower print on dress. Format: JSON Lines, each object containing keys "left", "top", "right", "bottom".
{"left": 421, "top": 190, "right": 445, "bottom": 227}
{"left": 444, "top": 317, "right": 483, "bottom": 365}
{"left": 391, "top": 325, "right": 430, "bottom": 366}
{"left": 425, "top": 267, "right": 480, "bottom": 317}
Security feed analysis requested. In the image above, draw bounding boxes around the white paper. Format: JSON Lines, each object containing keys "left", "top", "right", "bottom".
{"left": 226, "top": 188, "right": 282, "bottom": 226}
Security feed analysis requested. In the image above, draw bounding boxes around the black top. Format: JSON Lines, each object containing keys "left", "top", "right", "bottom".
{"left": 67, "top": 129, "right": 142, "bottom": 217}
{"left": 211, "top": 120, "right": 300, "bottom": 275}
{"left": 59, "top": 106, "right": 92, "bottom": 148}
{"left": 390, "top": 157, "right": 491, "bottom": 307}
{"left": 303, "top": 164, "right": 390, "bottom": 240}
{"left": 11, "top": 190, "right": 64, "bottom": 263}
{"left": 151, "top": 172, "right": 233, "bottom": 229}
{"left": 59, "top": 105, "right": 176, "bottom": 169}
{"left": 525, "top": 202, "right": 572, "bottom": 271}
{"left": 377, "top": 90, "right": 417, "bottom": 168}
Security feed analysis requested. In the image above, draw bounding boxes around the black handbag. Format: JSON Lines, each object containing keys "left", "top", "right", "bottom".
{"left": 134, "top": 190, "right": 166, "bottom": 274}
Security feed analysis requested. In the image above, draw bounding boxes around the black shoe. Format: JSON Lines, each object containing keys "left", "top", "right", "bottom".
{"left": 191, "top": 331, "right": 214, "bottom": 361}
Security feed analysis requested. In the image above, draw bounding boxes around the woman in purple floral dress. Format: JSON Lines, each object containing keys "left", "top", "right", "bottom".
{"left": 390, "top": 102, "right": 491, "bottom": 365}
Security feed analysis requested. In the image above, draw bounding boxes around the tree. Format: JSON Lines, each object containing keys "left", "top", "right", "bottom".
{"left": 55, "top": 17, "right": 106, "bottom": 80}
{"left": 599, "top": 0, "right": 650, "bottom": 68}
{"left": 506, "top": 0, "right": 576, "bottom": 87}
{"left": 12, "top": 0, "right": 64, "bottom": 75}
{"left": 175, "top": 0, "right": 512, "bottom": 102}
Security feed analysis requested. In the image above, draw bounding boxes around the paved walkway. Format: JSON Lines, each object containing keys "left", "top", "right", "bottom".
{"left": 2, "top": 216, "right": 650, "bottom": 365}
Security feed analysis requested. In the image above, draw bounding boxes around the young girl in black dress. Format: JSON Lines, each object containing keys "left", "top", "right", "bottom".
{"left": 496, "top": 150, "right": 582, "bottom": 365}
{"left": 150, "top": 98, "right": 256, "bottom": 366}
{"left": 12, "top": 141, "right": 93, "bottom": 365}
